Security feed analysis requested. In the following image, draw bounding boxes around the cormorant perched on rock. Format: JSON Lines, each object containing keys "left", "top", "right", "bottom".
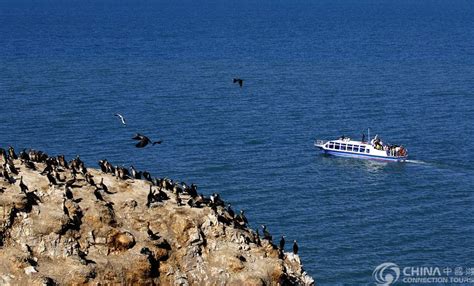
{"left": 279, "top": 236, "right": 285, "bottom": 251}
{"left": 40, "top": 164, "right": 53, "bottom": 176}
{"left": 22, "top": 160, "right": 36, "bottom": 170}
{"left": 146, "top": 185, "right": 154, "bottom": 208}
{"left": 99, "top": 178, "right": 114, "bottom": 194}
{"left": 65, "top": 174, "right": 76, "bottom": 188}
{"left": 262, "top": 225, "right": 272, "bottom": 241}
{"left": 58, "top": 155, "right": 68, "bottom": 169}
{"left": 233, "top": 78, "right": 244, "bottom": 88}
{"left": 93, "top": 188, "right": 104, "bottom": 202}
{"left": 0, "top": 148, "right": 7, "bottom": 162}
{"left": 19, "top": 176, "right": 28, "bottom": 193}
{"left": 237, "top": 210, "right": 248, "bottom": 226}
{"left": 143, "top": 171, "right": 152, "bottom": 182}
{"left": 65, "top": 185, "right": 74, "bottom": 200}
{"left": 293, "top": 240, "right": 299, "bottom": 255}
{"left": 8, "top": 146, "right": 17, "bottom": 160}
{"left": 130, "top": 166, "right": 141, "bottom": 179}
{"left": 2, "top": 169, "right": 14, "bottom": 184}
{"left": 256, "top": 229, "right": 262, "bottom": 247}
{"left": 146, "top": 222, "right": 160, "bottom": 240}
{"left": 46, "top": 172, "right": 58, "bottom": 186}
{"left": 132, "top": 133, "right": 162, "bottom": 148}
{"left": 5, "top": 160, "right": 18, "bottom": 175}
{"left": 98, "top": 160, "right": 107, "bottom": 173}
{"left": 62, "top": 198, "right": 69, "bottom": 217}
{"left": 85, "top": 173, "right": 96, "bottom": 187}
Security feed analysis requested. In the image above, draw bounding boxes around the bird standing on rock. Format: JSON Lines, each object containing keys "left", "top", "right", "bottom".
{"left": 132, "top": 133, "right": 162, "bottom": 148}
{"left": 146, "top": 222, "right": 160, "bottom": 240}
{"left": 19, "top": 176, "right": 28, "bottom": 193}
{"left": 293, "top": 240, "right": 299, "bottom": 255}
{"left": 279, "top": 236, "right": 285, "bottom": 251}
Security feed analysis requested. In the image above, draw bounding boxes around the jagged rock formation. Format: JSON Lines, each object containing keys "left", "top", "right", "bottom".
{"left": 0, "top": 148, "right": 314, "bottom": 285}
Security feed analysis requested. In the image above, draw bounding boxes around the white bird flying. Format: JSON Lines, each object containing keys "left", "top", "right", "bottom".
{"left": 114, "top": 114, "right": 126, "bottom": 126}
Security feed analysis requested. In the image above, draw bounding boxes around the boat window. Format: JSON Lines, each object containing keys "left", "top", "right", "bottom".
{"left": 329, "top": 143, "right": 334, "bottom": 149}
{"left": 347, "top": 144, "right": 353, "bottom": 151}
{"left": 340, "top": 144, "right": 346, "bottom": 151}
{"left": 334, "top": 143, "right": 340, "bottom": 150}
{"left": 353, "top": 145, "right": 359, "bottom": 152}
{"left": 360, "top": 147, "right": 365, "bottom": 152}
{"left": 366, "top": 149, "right": 370, "bottom": 153}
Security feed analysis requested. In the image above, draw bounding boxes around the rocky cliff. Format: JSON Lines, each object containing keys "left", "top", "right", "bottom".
{"left": 0, "top": 148, "right": 314, "bottom": 285}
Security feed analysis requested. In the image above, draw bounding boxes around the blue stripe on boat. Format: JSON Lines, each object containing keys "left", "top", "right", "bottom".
{"left": 320, "top": 149, "right": 407, "bottom": 162}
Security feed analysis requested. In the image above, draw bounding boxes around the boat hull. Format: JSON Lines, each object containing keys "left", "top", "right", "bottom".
{"left": 319, "top": 148, "right": 407, "bottom": 162}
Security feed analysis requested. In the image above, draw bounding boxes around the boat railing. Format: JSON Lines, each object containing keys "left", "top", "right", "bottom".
{"left": 315, "top": 139, "right": 327, "bottom": 146}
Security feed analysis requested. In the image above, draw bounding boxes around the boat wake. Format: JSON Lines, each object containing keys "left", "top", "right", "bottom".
{"left": 405, "top": 159, "right": 430, "bottom": 165}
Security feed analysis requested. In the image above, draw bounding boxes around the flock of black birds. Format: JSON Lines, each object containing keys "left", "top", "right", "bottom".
{"left": 1, "top": 104, "right": 300, "bottom": 258}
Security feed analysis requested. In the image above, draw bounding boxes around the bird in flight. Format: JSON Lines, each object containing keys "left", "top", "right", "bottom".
{"left": 132, "top": 133, "right": 162, "bottom": 148}
{"left": 114, "top": 114, "right": 126, "bottom": 126}
{"left": 233, "top": 78, "right": 244, "bottom": 88}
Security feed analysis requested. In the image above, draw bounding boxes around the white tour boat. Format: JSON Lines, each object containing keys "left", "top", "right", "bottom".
{"left": 314, "top": 132, "right": 407, "bottom": 162}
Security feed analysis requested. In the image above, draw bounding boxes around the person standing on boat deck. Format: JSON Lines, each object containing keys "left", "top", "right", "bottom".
{"left": 362, "top": 133, "right": 366, "bottom": 143}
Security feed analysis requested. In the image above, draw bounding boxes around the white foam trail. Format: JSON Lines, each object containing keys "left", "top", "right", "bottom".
{"left": 405, "top": 159, "right": 429, "bottom": 165}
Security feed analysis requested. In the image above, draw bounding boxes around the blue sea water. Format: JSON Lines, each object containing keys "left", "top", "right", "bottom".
{"left": 1, "top": 0, "right": 474, "bottom": 284}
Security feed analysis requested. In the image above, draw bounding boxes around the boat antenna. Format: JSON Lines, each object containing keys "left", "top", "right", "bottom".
{"left": 368, "top": 128, "right": 370, "bottom": 143}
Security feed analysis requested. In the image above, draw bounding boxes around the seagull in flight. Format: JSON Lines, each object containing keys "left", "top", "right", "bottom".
{"left": 132, "top": 133, "right": 162, "bottom": 148}
{"left": 114, "top": 114, "right": 126, "bottom": 126}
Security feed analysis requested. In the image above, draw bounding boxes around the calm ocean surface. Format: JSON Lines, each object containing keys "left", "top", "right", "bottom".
{"left": 1, "top": 0, "right": 473, "bottom": 284}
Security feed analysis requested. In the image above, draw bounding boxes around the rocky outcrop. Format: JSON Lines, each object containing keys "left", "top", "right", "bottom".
{"left": 0, "top": 149, "right": 314, "bottom": 285}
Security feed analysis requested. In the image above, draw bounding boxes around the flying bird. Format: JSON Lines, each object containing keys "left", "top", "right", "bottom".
{"left": 114, "top": 114, "right": 126, "bottom": 126}
{"left": 132, "top": 133, "right": 162, "bottom": 148}
{"left": 233, "top": 78, "right": 244, "bottom": 88}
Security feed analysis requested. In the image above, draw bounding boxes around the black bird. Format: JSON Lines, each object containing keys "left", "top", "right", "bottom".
{"left": 146, "top": 185, "right": 154, "bottom": 208}
{"left": 8, "top": 146, "right": 17, "bottom": 159}
{"left": 65, "top": 174, "right": 76, "bottom": 188}
{"left": 19, "top": 176, "right": 28, "bottom": 193}
{"left": 147, "top": 222, "right": 160, "bottom": 240}
{"left": 237, "top": 210, "right": 248, "bottom": 225}
{"left": 233, "top": 78, "right": 244, "bottom": 88}
{"left": 3, "top": 169, "right": 15, "bottom": 184}
{"left": 77, "top": 249, "right": 95, "bottom": 265}
{"left": 293, "top": 240, "right": 299, "bottom": 255}
{"left": 85, "top": 173, "right": 96, "bottom": 187}
{"left": 40, "top": 164, "right": 53, "bottom": 176}
{"left": 93, "top": 188, "right": 104, "bottom": 201}
{"left": 99, "top": 178, "right": 114, "bottom": 194}
{"left": 132, "top": 133, "right": 162, "bottom": 148}
{"left": 23, "top": 160, "right": 36, "bottom": 170}
{"left": 256, "top": 229, "right": 262, "bottom": 247}
{"left": 62, "top": 198, "right": 69, "bottom": 217}
{"left": 130, "top": 166, "right": 141, "bottom": 179}
{"left": 226, "top": 203, "right": 235, "bottom": 218}
{"left": 5, "top": 161, "right": 18, "bottom": 175}
{"left": 46, "top": 172, "right": 57, "bottom": 186}
{"left": 142, "top": 171, "right": 152, "bottom": 182}
{"left": 0, "top": 148, "right": 7, "bottom": 162}
{"left": 65, "top": 185, "right": 74, "bottom": 200}
{"left": 279, "top": 236, "right": 285, "bottom": 251}
{"left": 98, "top": 160, "right": 107, "bottom": 173}
{"left": 262, "top": 225, "right": 272, "bottom": 241}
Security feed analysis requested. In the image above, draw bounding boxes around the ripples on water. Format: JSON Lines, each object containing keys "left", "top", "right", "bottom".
{"left": 1, "top": 0, "right": 474, "bottom": 284}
